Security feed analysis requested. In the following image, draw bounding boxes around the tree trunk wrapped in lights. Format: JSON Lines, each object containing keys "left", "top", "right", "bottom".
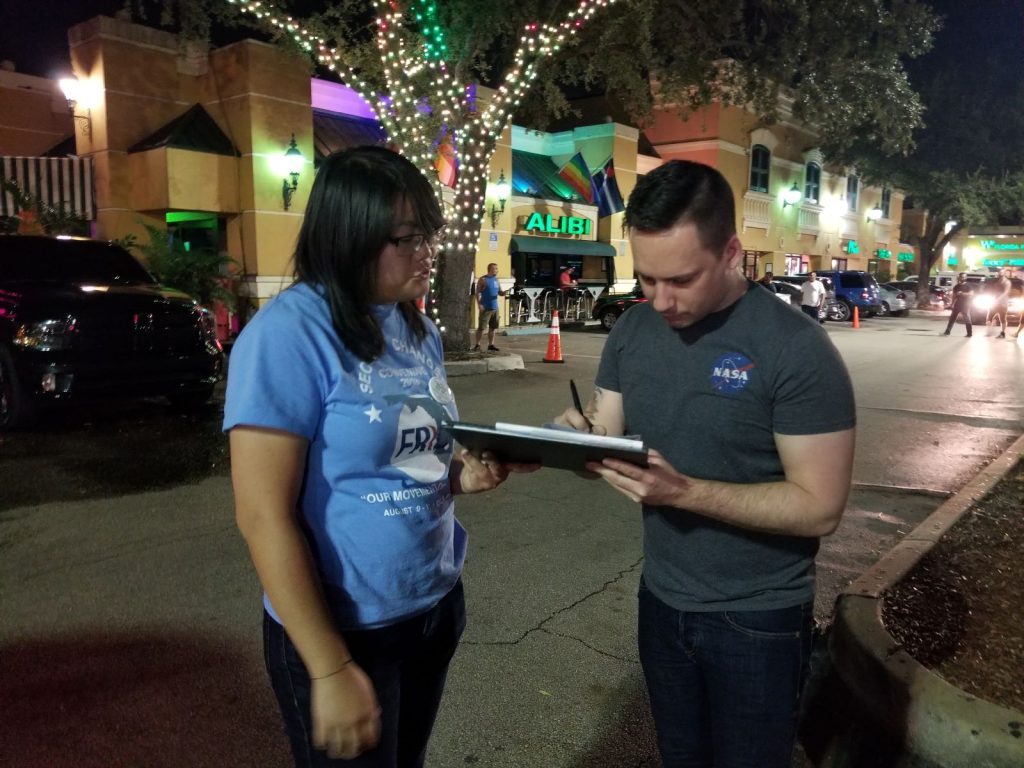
{"left": 224, "top": 0, "right": 620, "bottom": 352}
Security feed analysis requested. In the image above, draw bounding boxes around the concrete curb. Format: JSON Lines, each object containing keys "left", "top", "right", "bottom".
{"left": 444, "top": 353, "right": 525, "bottom": 377}
{"left": 829, "top": 433, "right": 1024, "bottom": 767}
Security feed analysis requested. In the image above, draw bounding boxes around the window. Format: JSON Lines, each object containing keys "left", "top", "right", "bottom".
{"left": 741, "top": 250, "right": 765, "bottom": 280}
{"left": 750, "top": 145, "right": 770, "bottom": 193}
{"left": 880, "top": 188, "right": 892, "bottom": 218}
{"left": 831, "top": 257, "right": 848, "bottom": 270}
{"left": 846, "top": 175, "right": 859, "bottom": 212}
{"left": 804, "top": 162, "right": 821, "bottom": 204}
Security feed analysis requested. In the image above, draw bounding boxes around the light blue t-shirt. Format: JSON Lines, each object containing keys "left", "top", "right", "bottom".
{"left": 224, "top": 283, "right": 465, "bottom": 629}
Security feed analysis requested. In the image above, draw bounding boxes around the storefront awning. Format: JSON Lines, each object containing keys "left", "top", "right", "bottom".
{"left": 1, "top": 155, "right": 96, "bottom": 220}
{"left": 510, "top": 235, "right": 616, "bottom": 257}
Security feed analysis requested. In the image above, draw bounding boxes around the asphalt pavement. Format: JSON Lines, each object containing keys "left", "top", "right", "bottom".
{"left": 1, "top": 309, "right": 1022, "bottom": 767}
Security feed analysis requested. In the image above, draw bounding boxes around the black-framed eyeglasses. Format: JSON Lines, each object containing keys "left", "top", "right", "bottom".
{"left": 388, "top": 228, "right": 446, "bottom": 253}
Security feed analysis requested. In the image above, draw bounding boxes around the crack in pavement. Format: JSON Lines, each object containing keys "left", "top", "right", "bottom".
{"left": 462, "top": 555, "right": 644, "bottom": 655}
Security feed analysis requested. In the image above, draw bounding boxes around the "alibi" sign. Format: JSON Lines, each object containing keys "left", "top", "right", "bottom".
{"left": 523, "top": 213, "right": 592, "bottom": 236}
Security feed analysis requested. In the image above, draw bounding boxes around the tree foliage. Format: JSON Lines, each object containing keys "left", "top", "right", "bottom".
{"left": 157, "top": 0, "right": 936, "bottom": 349}
{"left": 0, "top": 178, "right": 89, "bottom": 236}
{"left": 134, "top": 223, "right": 237, "bottom": 309}
{"left": 834, "top": 41, "right": 1024, "bottom": 296}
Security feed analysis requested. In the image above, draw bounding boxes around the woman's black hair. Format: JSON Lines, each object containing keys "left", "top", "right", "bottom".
{"left": 293, "top": 146, "right": 445, "bottom": 362}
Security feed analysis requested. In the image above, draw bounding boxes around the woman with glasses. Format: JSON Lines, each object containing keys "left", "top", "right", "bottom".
{"left": 225, "top": 146, "right": 531, "bottom": 767}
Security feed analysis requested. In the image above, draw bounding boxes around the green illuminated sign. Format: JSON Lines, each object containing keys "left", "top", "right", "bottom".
{"left": 898, "top": 252, "right": 914, "bottom": 262}
{"left": 980, "top": 239, "right": 1024, "bottom": 251}
{"left": 875, "top": 249, "right": 891, "bottom": 259}
{"left": 844, "top": 240, "right": 859, "bottom": 255}
{"left": 524, "top": 213, "right": 592, "bottom": 236}
{"left": 946, "top": 257, "right": 958, "bottom": 265}
{"left": 983, "top": 258, "right": 1024, "bottom": 267}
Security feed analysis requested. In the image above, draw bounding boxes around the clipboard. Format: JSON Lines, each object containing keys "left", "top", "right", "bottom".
{"left": 445, "top": 421, "right": 649, "bottom": 472}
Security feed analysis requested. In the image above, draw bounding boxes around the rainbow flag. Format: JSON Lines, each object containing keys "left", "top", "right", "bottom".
{"left": 434, "top": 139, "right": 458, "bottom": 188}
{"left": 558, "top": 152, "right": 594, "bottom": 203}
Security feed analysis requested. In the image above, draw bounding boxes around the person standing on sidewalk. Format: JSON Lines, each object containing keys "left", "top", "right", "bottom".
{"left": 225, "top": 147, "right": 532, "bottom": 768}
{"left": 799, "top": 272, "right": 826, "bottom": 322}
{"left": 555, "top": 160, "right": 856, "bottom": 768}
{"left": 472, "top": 262, "right": 504, "bottom": 352}
{"left": 942, "top": 272, "right": 974, "bottom": 337}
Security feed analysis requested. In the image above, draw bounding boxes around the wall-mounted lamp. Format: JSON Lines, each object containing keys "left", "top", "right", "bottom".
{"left": 281, "top": 134, "right": 304, "bottom": 211}
{"left": 58, "top": 76, "right": 92, "bottom": 137}
{"left": 489, "top": 169, "right": 510, "bottom": 227}
{"left": 782, "top": 182, "right": 802, "bottom": 208}
{"left": 866, "top": 206, "right": 884, "bottom": 222}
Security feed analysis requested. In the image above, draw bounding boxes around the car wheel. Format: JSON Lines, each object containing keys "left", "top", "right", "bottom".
{"left": 0, "top": 345, "right": 36, "bottom": 431}
{"left": 166, "top": 386, "right": 214, "bottom": 410}
{"left": 878, "top": 302, "right": 890, "bottom": 317}
{"left": 599, "top": 308, "right": 621, "bottom": 331}
{"left": 834, "top": 300, "right": 852, "bottom": 322}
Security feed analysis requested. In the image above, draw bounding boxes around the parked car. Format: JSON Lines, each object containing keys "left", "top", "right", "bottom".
{"left": 0, "top": 235, "right": 225, "bottom": 430}
{"left": 591, "top": 282, "right": 647, "bottom": 330}
{"left": 967, "top": 277, "right": 1024, "bottom": 326}
{"left": 887, "top": 280, "right": 947, "bottom": 310}
{"left": 766, "top": 280, "right": 829, "bottom": 321}
{"left": 771, "top": 275, "right": 841, "bottom": 321}
{"left": 876, "top": 283, "right": 911, "bottom": 316}
{"left": 797, "top": 270, "right": 882, "bottom": 320}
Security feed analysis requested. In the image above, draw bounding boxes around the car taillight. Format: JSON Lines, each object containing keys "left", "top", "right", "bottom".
{"left": 13, "top": 317, "right": 78, "bottom": 351}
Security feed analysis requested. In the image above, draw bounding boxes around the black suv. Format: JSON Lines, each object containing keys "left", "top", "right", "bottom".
{"left": 0, "top": 236, "right": 225, "bottom": 429}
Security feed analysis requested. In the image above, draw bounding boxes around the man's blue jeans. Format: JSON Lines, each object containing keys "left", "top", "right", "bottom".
{"left": 263, "top": 580, "right": 465, "bottom": 768}
{"left": 637, "top": 580, "right": 813, "bottom": 768}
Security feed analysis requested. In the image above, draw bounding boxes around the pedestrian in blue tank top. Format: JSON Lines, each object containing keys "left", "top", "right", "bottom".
{"left": 472, "top": 262, "right": 505, "bottom": 351}
{"left": 225, "top": 146, "right": 535, "bottom": 767}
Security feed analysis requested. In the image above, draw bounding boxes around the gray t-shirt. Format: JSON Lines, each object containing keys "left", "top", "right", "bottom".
{"left": 596, "top": 282, "right": 856, "bottom": 611}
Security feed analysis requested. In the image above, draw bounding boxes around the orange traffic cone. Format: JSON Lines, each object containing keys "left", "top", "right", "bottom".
{"left": 852, "top": 305, "right": 860, "bottom": 329}
{"left": 543, "top": 310, "right": 565, "bottom": 363}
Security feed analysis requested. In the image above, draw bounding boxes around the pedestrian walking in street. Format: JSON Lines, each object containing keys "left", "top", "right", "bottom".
{"left": 799, "top": 272, "right": 826, "bottom": 323}
{"left": 942, "top": 272, "right": 974, "bottom": 337}
{"left": 988, "top": 269, "right": 1012, "bottom": 338}
{"left": 472, "top": 262, "right": 505, "bottom": 352}
{"left": 555, "top": 160, "right": 856, "bottom": 768}
{"left": 224, "top": 146, "right": 534, "bottom": 768}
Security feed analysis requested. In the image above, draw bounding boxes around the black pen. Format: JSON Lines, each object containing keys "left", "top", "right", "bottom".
{"left": 569, "top": 379, "right": 593, "bottom": 432}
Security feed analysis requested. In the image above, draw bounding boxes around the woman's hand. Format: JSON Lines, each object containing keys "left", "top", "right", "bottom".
{"left": 311, "top": 663, "right": 382, "bottom": 760}
{"left": 454, "top": 449, "right": 538, "bottom": 494}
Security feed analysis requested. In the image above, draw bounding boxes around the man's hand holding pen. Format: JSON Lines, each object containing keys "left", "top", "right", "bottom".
{"left": 554, "top": 379, "right": 605, "bottom": 435}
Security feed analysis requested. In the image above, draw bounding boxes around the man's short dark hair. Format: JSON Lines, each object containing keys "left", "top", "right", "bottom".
{"left": 624, "top": 160, "right": 736, "bottom": 255}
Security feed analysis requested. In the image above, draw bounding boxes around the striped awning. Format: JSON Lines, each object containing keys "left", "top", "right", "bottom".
{"left": 0, "top": 155, "right": 96, "bottom": 221}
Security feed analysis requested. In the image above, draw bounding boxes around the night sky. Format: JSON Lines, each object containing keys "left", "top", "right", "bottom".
{"left": 1, "top": 1, "right": 1020, "bottom": 87}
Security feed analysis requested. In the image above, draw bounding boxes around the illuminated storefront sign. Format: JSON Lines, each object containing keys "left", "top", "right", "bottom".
{"left": 983, "top": 258, "right": 1024, "bottom": 267}
{"left": 523, "top": 213, "right": 592, "bottom": 236}
{"left": 874, "top": 249, "right": 891, "bottom": 259}
{"left": 897, "top": 252, "right": 914, "bottom": 262}
{"left": 844, "top": 240, "right": 859, "bottom": 254}
{"left": 980, "top": 239, "right": 1024, "bottom": 251}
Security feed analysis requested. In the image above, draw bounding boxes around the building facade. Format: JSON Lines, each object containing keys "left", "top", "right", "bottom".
{"left": 644, "top": 99, "right": 914, "bottom": 280}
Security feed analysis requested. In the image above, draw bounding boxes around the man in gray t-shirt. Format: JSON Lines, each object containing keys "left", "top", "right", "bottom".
{"left": 556, "top": 160, "right": 855, "bottom": 768}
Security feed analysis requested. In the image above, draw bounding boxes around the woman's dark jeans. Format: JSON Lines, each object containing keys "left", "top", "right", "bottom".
{"left": 638, "top": 580, "right": 814, "bottom": 768}
{"left": 263, "top": 581, "right": 466, "bottom": 768}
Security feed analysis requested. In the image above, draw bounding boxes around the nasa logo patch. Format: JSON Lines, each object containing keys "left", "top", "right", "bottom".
{"left": 709, "top": 353, "right": 755, "bottom": 393}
